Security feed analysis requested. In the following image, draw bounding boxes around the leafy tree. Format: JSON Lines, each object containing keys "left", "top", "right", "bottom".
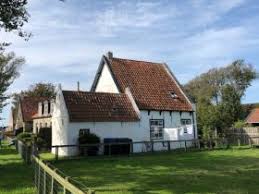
{"left": 185, "top": 60, "right": 256, "bottom": 137}
{"left": 219, "top": 85, "right": 243, "bottom": 129}
{"left": 11, "top": 82, "right": 56, "bottom": 123}
{"left": 0, "top": 52, "right": 24, "bottom": 115}
{"left": 20, "top": 83, "right": 56, "bottom": 98}
{"left": 0, "top": 0, "right": 30, "bottom": 50}
{"left": 0, "top": 0, "right": 30, "bottom": 119}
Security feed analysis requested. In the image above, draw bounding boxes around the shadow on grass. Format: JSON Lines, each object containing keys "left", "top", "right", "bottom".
{"left": 0, "top": 148, "right": 18, "bottom": 155}
{"left": 53, "top": 149, "right": 259, "bottom": 194}
{"left": 0, "top": 146, "right": 35, "bottom": 194}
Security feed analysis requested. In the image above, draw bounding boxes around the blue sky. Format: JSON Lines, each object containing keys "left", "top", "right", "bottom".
{"left": 1, "top": 0, "right": 259, "bottom": 126}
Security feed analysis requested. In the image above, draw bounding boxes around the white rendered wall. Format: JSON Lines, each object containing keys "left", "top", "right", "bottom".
{"left": 95, "top": 63, "right": 119, "bottom": 93}
{"left": 33, "top": 117, "right": 52, "bottom": 133}
{"left": 51, "top": 88, "right": 70, "bottom": 156}
{"left": 61, "top": 110, "right": 195, "bottom": 156}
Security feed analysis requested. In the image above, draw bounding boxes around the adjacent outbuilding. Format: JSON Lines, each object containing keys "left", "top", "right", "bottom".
{"left": 52, "top": 52, "right": 198, "bottom": 156}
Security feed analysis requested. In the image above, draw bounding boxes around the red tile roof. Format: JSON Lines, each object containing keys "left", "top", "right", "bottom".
{"left": 62, "top": 90, "right": 139, "bottom": 122}
{"left": 20, "top": 97, "right": 49, "bottom": 122}
{"left": 106, "top": 57, "right": 193, "bottom": 111}
{"left": 246, "top": 108, "right": 259, "bottom": 124}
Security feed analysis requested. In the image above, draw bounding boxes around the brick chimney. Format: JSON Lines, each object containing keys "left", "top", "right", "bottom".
{"left": 106, "top": 51, "right": 113, "bottom": 60}
{"left": 77, "top": 81, "right": 81, "bottom": 92}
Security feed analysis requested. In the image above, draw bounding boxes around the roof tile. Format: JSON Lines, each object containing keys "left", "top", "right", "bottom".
{"left": 246, "top": 108, "right": 259, "bottom": 124}
{"left": 62, "top": 91, "right": 139, "bottom": 122}
{"left": 108, "top": 57, "right": 192, "bottom": 111}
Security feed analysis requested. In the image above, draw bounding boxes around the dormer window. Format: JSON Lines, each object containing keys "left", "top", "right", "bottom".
{"left": 171, "top": 92, "right": 178, "bottom": 99}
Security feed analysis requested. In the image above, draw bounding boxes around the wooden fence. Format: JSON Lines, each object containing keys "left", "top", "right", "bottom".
{"left": 52, "top": 138, "right": 232, "bottom": 160}
{"left": 33, "top": 155, "right": 94, "bottom": 194}
{"left": 226, "top": 127, "right": 259, "bottom": 145}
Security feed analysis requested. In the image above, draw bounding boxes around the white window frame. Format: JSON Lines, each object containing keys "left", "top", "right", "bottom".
{"left": 181, "top": 119, "right": 192, "bottom": 125}
{"left": 150, "top": 119, "right": 164, "bottom": 140}
{"left": 79, "top": 129, "right": 90, "bottom": 136}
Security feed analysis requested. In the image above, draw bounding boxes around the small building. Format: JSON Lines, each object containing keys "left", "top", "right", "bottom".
{"left": 246, "top": 108, "right": 259, "bottom": 126}
{"left": 32, "top": 99, "right": 54, "bottom": 134}
{"left": 14, "top": 97, "right": 52, "bottom": 133}
{"left": 52, "top": 52, "right": 198, "bottom": 156}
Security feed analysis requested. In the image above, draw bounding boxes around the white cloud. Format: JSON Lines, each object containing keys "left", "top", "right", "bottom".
{"left": 1, "top": 0, "right": 259, "bottom": 125}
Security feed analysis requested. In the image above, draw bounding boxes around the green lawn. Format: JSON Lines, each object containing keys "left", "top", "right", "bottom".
{"left": 52, "top": 149, "right": 259, "bottom": 194}
{"left": 0, "top": 141, "right": 35, "bottom": 194}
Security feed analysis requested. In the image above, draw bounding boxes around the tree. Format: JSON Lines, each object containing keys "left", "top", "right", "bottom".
{"left": 0, "top": 0, "right": 30, "bottom": 50}
{"left": 0, "top": 0, "right": 30, "bottom": 119}
{"left": 0, "top": 52, "right": 24, "bottom": 115}
{"left": 20, "top": 83, "right": 56, "bottom": 98}
{"left": 11, "top": 82, "right": 56, "bottom": 122}
{"left": 185, "top": 60, "right": 256, "bottom": 137}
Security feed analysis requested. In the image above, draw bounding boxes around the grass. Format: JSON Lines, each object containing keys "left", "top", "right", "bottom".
{"left": 0, "top": 140, "right": 35, "bottom": 194}
{"left": 51, "top": 148, "right": 259, "bottom": 194}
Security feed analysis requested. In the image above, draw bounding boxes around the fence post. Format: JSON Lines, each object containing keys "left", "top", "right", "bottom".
{"left": 215, "top": 138, "right": 218, "bottom": 148}
{"left": 238, "top": 138, "right": 241, "bottom": 147}
{"left": 50, "top": 176, "right": 54, "bottom": 194}
{"left": 109, "top": 144, "right": 111, "bottom": 156}
{"left": 198, "top": 139, "right": 201, "bottom": 150}
{"left": 151, "top": 141, "right": 154, "bottom": 152}
{"left": 129, "top": 142, "right": 133, "bottom": 155}
{"left": 55, "top": 147, "right": 59, "bottom": 161}
{"left": 43, "top": 170, "right": 46, "bottom": 194}
{"left": 167, "top": 141, "right": 170, "bottom": 151}
{"left": 34, "top": 158, "right": 36, "bottom": 186}
{"left": 37, "top": 162, "right": 41, "bottom": 194}
{"left": 209, "top": 139, "right": 212, "bottom": 150}
{"left": 184, "top": 141, "right": 187, "bottom": 152}
{"left": 249, "top": 137, "right": 252, "bottom": 147}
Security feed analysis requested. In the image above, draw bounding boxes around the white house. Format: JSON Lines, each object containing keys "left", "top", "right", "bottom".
{"left": 52, "top": 52, "right": 197, "bottom": 156}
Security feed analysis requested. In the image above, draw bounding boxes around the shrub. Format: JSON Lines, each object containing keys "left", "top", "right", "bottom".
{"left": 234, "top": 120, "right": 247, "bottom": 129}
{"left": 36, "top": 127, "right": 52, "bottom": 149}
{"left": 78, "top": 132, "right": 100, "bottom": 144}
{"left": 78, "top": 132, "right": 100, "bottom": 156}
{"left": 17, "top": 132, "right": 34, "bottom": 145}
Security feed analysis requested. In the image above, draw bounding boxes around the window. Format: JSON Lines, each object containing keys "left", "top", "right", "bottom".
{"left": 183, "top": 126, "right": 188, "bottom": 133}
{"left": 79, "top": 129, "right": 90, "bottom": 136}
{"left": 171, "top": 92, "right": 178, "bottom": 99}
{"left": 150, "top": 119, "right": 164, "bottom": 140}
{"left": 181, "top": 119, "right": 191, "bottom": 125}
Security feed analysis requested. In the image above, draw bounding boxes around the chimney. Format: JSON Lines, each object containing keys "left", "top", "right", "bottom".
{"left": 77, "top": 81, "right": 80, "bottom": 91}
{"left": 106, "top": 51, "right": 113, "bottom": 60}
{"left": 58, "top": 83, "right": 62, "bottom": 90}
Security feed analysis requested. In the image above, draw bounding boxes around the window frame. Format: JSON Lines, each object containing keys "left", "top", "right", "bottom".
{"left": 181, "top": 119, "right": 192, "bottom": 125}
{"left": 150, "top": 119, "right": 164, "bottom": 141}
{"left": 79, "top": 128, "right": 90, "bottom": 136}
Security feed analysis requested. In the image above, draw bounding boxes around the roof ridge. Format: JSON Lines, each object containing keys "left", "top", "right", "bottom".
{"left": 62, "top": 90, "right": 126, "bottom": 96}
{"left": 112, "top": 57, "right": 163, "bottom": 65}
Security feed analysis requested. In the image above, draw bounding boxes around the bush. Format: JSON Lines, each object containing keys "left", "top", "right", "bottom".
{"left": 234, "top": 120, "right": 247, "bottom": 129}
{"left": 36, "top": 127, "right": 51, "bottom": 149}
{"left": 78, "top": 132, "right": 100, "bottom": 144}
{"left": 17, "top": 132, "right": 34, "bottom": 146}
{"left": 78, "top": 132, "right": 100, "bottom": 156}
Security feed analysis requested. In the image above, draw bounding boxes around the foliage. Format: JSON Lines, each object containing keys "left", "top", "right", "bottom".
{"left": 78, "top": 132, "right": 100, "bottom": 145}
{"left": 54, "top": 149, "right": 259, "bottom": 194}
{"left": 234, "top": 120, "right": 247, "bottom": 129}
{"left": 78, "top": 132, "right": 100, "bottom": 156}
{"left": 0, "top": 52, "right": 24, "bottom": 114}
{"left": 36, "top": 127, "right": 52, "bottom": 149}
{"left": 185, "top": 60, "right": 256, "bottom": 137}
{"left": 11, "top": 82, "right": 56, "bottom": 122}
{"left": 16, "top": 132, "right": 34, "bottom": 145}
{"left": 20, "top": 83, "right": 56, "bottom": 98}
{"left": 0, "top": 0, "right": 30, "bottom": 50}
